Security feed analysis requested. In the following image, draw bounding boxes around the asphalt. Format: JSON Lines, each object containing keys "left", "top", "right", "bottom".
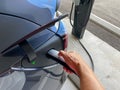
{"left": 58, "top": 0, "right": 120, "bottom": 51}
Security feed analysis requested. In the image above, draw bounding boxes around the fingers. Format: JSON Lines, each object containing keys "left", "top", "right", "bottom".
{"left": 63, "top": 67, "right": 73, "bottom": 74}
{"left": 58, "top": 50, "right": 77, "bottom": 69}
{"left": 58, "top": 50, "right": 70, "bottom": 62}
{"left": 58, "top": 50, "right": 75, "bottom": 64}
{"left": 58, "top": 50, "right": 74, "bottom": 70}
{"left": 58, "top": 50, "right": 87, "bottom": 76}
{"left": 58, "top": 50, "right": 67, "bottom": 57}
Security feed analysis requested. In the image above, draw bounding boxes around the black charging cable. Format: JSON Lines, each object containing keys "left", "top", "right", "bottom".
{"left": 69, "top": 2, "right": 94, "bottom": 71}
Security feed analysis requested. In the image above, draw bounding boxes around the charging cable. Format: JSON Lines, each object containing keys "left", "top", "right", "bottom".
{"left": 69, "top": 2, "right": 94, "bottom": 71}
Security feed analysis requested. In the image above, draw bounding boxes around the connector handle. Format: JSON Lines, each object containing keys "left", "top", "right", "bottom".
{"left": 47, "top": 49, "right": 77, "bottom": 75}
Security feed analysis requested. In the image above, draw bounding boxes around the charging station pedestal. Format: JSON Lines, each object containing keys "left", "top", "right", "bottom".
{"left": 72, "top": 0, "right": 94, "bottom": 39}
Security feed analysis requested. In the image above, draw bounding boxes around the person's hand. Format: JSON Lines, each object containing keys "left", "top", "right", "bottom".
{"left": 59, "top": 50, "right": 105, "bottom": 90}
{"left": 58, "top": 50, "right": 88, "bottom": 76}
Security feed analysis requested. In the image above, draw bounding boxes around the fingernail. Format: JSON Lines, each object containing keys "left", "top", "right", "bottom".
{"left": 58, "top": 56, "right": 65, "bottom": 62}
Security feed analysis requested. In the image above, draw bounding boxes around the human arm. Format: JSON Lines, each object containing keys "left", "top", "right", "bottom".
{"left": 58, "top": 50, "right": 104, "bottom": 90}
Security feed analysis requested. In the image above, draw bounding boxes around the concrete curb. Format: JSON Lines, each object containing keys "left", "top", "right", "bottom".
{"left": 90, "top": 13, "right": 120, "bottom": 37}
{"left": 58, "top": 11, "right": 120, "bottom": 37}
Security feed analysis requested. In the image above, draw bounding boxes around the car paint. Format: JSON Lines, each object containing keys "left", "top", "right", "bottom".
{"left": 0, "top": 0, "right": 67, "bottom": 90}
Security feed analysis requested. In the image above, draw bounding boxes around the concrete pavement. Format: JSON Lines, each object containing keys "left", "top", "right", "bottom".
{"left": 62, "top": 17, "right": 120, "bottom": 90}
{"left": 59, "top": 1, "right": 120, "bottom": 89}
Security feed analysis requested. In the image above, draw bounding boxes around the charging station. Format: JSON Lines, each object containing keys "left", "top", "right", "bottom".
{"left": 72, "top": 0, "right": 94, "bottom": 39}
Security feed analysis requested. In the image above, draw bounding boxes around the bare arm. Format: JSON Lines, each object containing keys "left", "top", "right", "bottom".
{"left": 59, "top": 50, "right": 104, "bottom": 90}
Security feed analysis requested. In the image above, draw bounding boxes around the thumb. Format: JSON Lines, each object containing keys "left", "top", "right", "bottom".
{"left": 58, "top": 50, "right": 67, "bottom": 57}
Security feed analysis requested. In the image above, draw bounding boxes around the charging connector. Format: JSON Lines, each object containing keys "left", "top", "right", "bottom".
{"left": 47, "top": 49, "right": 77, "bottom": 75}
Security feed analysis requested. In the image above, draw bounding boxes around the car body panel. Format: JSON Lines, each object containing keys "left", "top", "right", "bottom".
{"left": 0, "top": 0, "right": 67, "bottom": 90}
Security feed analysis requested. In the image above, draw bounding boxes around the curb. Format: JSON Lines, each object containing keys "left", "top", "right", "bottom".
{"left": 58, "top": 11, "right": 120, "bottom": 37}
{"left": 90, "top": 13, "right": 120, "bottom": 37}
